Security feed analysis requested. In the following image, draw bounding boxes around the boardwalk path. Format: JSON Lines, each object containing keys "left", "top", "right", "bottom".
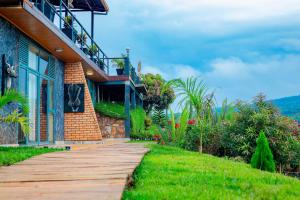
{"left": 0, "top": 141, "right": 148, "bottom": 200}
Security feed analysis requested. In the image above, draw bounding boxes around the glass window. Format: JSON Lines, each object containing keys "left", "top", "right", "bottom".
{"left": 19, "top": 67, "right": 27, "bottom": 95}
{"left": 39, "top": 51, "right": 49, "bottom": 76}
{"left": 29, "top": 46, "right": 38, "bottom": 70}
{"left": 28, "top": 73, "right": 38, "bottom": 143}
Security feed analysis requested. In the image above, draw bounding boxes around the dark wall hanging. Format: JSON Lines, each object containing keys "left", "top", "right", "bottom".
{"left": 64, "top": 84, "right": 85, "bottom": 113}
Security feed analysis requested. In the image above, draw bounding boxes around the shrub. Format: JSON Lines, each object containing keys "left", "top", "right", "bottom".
{"left": 144, "top": 117, "right": 152, "bottom": 130}
{"left": 222, "top": 95, "right": 300, "bottom": 172}
{"left": 152, "top": 108, "right": 166, "bottom": 127}
{"left": 251, "top": 131, "right": 276, "bottom": 172}
{"left": 130, "top": 107, "right": 146, "bottom": 135}
{"left": 94, "top": 102, "right": 126, "bottom": 119}
{"left": 130, "top": 124, "right": 160, "bottom": 140}
{"left": 182, "top": 126, "right": 200, "bottom": 151}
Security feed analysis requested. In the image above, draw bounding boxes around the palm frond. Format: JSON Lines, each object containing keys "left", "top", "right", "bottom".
{"left": 0, "top": 90, "right": 29, "bottom": 115}
{"left": 0, "top": 110, "right": 30, "bottom": 135}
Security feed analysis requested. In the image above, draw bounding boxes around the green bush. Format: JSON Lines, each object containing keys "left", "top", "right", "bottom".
{"left": 251, "top": 131, "right": 276, "bottom": 172}
{"left": 152, "top": 108, "right": 166, "bottom": 127}
{"left": 182, "top": 126, "right": 200, "bottom": 151}
{"left": 131, "top": 125, "right": 160, "bottom": 140}
{"left": 130, "top": 107, "right": 146, "bottom": 135}
{"left": 94, "top": 102, "right": 126, "bottom": 119}
{"left": 221, "top": 95, "right": 300, "bottom": 172}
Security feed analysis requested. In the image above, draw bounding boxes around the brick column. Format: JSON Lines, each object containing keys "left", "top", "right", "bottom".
{"left": 64, "top": 62, "right": 102, "bottom": 142}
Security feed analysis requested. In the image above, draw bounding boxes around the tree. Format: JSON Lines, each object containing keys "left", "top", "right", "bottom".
{"left": 0, "top": 90, "right": 30, "bottom": 134}
{"left": 142, "top": 73, "right": 175, "bottom": 114}
{"left": 171, "top": 77, "right": 214, "bottom": 153}
{"left": 251, "top": 131, "right": 276, "bottom": 172}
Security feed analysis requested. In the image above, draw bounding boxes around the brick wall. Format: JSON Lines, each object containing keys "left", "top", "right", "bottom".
{"left": 96, "top": 113, "right": 125, "bottom": 138}
{"left": 64, "top": 62, "right": 102, "bottom": 141}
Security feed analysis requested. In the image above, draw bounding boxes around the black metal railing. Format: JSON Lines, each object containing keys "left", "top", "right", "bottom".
{"left": 29, "top": 0, "right": 110, "bottom": 74}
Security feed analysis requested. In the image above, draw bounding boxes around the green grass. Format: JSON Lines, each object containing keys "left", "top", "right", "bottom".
{"left": 123, "top": 145, "right": 300, "bottom": 200}
{"left": 95, "top": 101, "right": 126, "bottom": 119}
{"left": 0, "top": 146, "right": 62, "bottom": 166}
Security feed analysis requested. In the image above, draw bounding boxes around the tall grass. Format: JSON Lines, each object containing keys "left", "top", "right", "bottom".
{"left": 131, "top": 107, "right": 146, "bottom": 135}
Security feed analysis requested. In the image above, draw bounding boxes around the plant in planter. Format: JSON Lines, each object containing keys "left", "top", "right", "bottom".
{"left": 112, "top": 54, "right": 126, "bottom": 75}
{"left": 89, "top": 44, "right": 99, "bottom": 63}
{"left": 76, "top": 33, "right": 88, "bottom": 54}
{"left": 62, "top": 15, "right": 77, "bottom": 42}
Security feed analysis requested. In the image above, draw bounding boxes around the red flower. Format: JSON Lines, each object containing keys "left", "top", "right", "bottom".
{"left": 188, "top": 119, "right": 196, "bottom": 125}
{"left": 175, "top": 123, "right": 180, "bottom": 129}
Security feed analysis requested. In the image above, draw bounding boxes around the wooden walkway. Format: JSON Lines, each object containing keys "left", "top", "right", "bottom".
{"left": 0, "top": 141, "right": 148, "bottom": 200}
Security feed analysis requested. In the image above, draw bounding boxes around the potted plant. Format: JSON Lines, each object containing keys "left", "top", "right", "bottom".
{"left": 99, "top": 60, "right": 105, "bottom": 71}
{"left": 112, "top": 56, "right": 125, "bottom": 75}
{"left": 62, "top": 15, "right": 77, "bottom": 42}
{"left": 89, "top": 44, "right": 99, "bottom": 62}
{"left": 77, "top": 33, "right": 88, "bottom": 54}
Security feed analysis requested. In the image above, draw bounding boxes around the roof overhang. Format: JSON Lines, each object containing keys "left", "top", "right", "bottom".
{"left": 50, "top": 0, "right": 109, "bottom": 12}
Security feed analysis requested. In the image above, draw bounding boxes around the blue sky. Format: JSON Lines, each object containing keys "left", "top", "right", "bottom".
{"left": 78, "top": 0, "right": 300, "bottom": 106}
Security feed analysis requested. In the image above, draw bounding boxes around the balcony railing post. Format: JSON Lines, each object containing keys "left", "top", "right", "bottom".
{"left": 41, "top": 0, "right": 45, "bottom": 13}
{"left": 59, "top": 0, "right": 62, "bottom": 29}
{"left": 124, "top": 57, "right": 130, "bottom": 76}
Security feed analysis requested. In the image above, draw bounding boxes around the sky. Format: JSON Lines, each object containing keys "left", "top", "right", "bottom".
{"left": 78, "top": 0, "right": 300, "bottom": 106}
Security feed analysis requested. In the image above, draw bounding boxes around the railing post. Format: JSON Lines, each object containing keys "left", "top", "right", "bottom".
{"left": 41, "top": 0, "right": 44, "bottom": 13}
{"left": 124, "top": 56, "right": 130, "bottom": 76}
{"left": 124, "top": 83, "right": 131, "bottom": 138}
{"left": 59, "top": 0, "right": 62, "bottom": 29}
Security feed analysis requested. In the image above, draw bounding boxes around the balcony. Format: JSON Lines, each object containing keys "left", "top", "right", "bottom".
{"left": 29, "top": 0, "right": 109, "bottom": 73}
{"left": 0, "top": 0, "right": 145, "bottom": 90}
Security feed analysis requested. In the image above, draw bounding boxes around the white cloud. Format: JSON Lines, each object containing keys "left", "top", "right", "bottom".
{"left": 117, "top": 0, "right": 300, "bottom": 36}
{"left": 150, "top": 54, "right": 300, "bottom": 106}
{"left": 142, "top": 64, "right": 201, "bottom": 80}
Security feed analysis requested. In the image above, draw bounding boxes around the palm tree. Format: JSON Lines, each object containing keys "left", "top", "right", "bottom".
{"left": 171, "top": 77, "right": 214, "bottom": 153}
{"left": 0, "top": 90, "right": 30, "bottom": 135}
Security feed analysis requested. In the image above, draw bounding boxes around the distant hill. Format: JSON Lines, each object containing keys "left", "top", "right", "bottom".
{"left": 171, "top": 95, "right": 300, "bottom": 121}
{"left": 270, "top": 95, "right": 300, "bottom": 121}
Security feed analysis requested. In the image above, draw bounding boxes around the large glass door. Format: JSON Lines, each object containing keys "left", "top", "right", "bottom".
{"left": 28, "top": 73, "right": 38, "bottom": 143}
{"left": 18, "top": 44, "right": 55, "bottom": 145}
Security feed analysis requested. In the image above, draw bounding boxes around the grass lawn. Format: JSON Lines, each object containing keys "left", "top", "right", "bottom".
{"left": 0, "top": 146, "right": 62, "bottom": 166}
{"left": 123, "top": 144, "right": 300, "bottom": 200}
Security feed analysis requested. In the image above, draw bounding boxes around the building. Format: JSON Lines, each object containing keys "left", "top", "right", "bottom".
{"left": 0, "top": 0, "right": 146, "bottom": 145}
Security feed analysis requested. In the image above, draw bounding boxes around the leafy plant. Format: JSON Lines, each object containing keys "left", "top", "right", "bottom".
{"left": 171, "top": 77, "right": 213, "bottom": 153}
{"left": 144, "top": 117, "right": 152, "bottom": 130}
{"left": 0, "top": 90, "right": 30, "bottom": 135}
{"left": 63, "top": 15, "right": 73, "bottom": 28}
{"left": 112, "top": 54, "right": 126, "bottom": 69}
{"left": 76, "top": 32, "right": 87, "bottom": 45}
{"left": 94, "top": 101, "right": 126, "bottom": 119}
{"left": 89, "top": 44, "right": 99, "bottom": 56}
{"left": 251, "top": 131, "right": 276, "bottom": 172}
{"left": 175, "top": 107, "right": 189, "bottom": 146}
{"left": 152, "top": 108, "right": 166, "bottom": 127}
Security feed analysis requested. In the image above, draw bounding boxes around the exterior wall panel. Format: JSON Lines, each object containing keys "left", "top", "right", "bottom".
{"left": 0, "top": 16, "right": 65, "bottom": 144}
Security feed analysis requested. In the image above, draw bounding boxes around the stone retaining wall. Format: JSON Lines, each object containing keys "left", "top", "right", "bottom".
{"left": 96, "top": 113, "right": 125, "bottom": 138}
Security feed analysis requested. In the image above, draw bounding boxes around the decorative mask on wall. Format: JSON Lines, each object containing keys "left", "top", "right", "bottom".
{"left": 2, "top": 54, "right": 17, "bottom": 94}
{"left": 64, "top": 84, "right": 85, "bottom": 113}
